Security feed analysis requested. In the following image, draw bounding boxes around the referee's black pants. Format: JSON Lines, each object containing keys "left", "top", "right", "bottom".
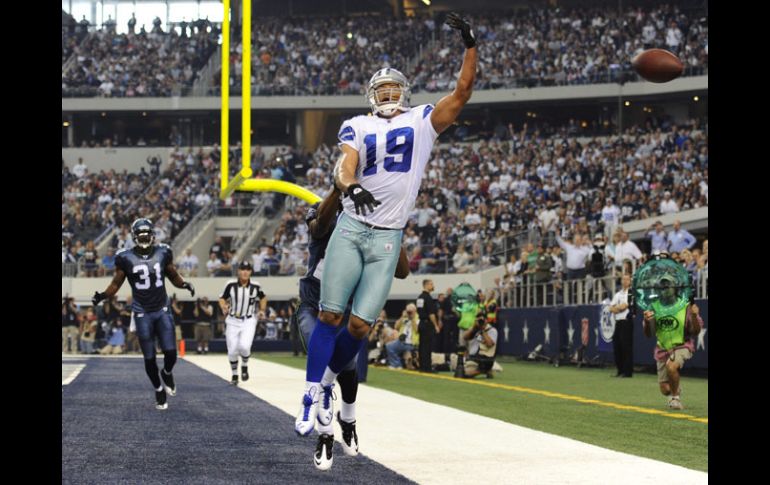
{"left": 418, "top": 321, "right": 435, "bottom": 372}
{"left": 612, "top": 318, "right": 634, "bottom": 377}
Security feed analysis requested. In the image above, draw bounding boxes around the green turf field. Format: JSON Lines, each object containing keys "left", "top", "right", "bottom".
{"left": 260, "top": 353, "right": 708, "bottom": 472}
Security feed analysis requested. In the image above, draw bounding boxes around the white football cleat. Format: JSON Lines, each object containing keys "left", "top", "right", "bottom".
{"left": 295, "top": 385, "right": 319, "bottom": 436}
{"left": 316, "top": 383, "right": 336, "bottom": 426}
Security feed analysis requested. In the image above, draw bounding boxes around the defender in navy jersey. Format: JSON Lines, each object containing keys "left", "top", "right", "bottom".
{"left": 92, "top": 218, "right": 195, "bottom": 410}
{"left": 294, "top": 185, "right": 409, "bottom": 462}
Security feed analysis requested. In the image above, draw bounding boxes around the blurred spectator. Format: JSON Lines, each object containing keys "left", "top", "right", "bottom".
{"left": 194, "top": 297, "right": 214, "bottom": 354}
{"left": 601, "top": 199, "right": 621, "bottom": 238}
{"left": 613, "top": 231, "right": 643, "bottom": 271}
{"left": 100, "top": 248, "right": 116, "bottom": 276}
{"left": 206, "top": 253, "right": 222, "bottom": 276}
{"left": 210, "top": 236, "right": 225, "bottom": 260}
{"left": 82, "top": 240, "right": 99, "bottom": 277}
{"left": 667, "top": 220, "right": 696, "bottom": 253}
{"left": 179, "top": 248, "right": 199, "bottom": 277}
{"left": 660, "top": 191, "right": 680, "bottom": 214}
{"left": 556, "top": 233, "right": 590, "bottom": 280}
{"left": 62, "top": 297, "right": 79, "bottom": 353}
{"left": 647, "top": 221, "right": 669, "bottom": 253}
{"left": 72, "top": 158, "right": 88, "bottom": 178}
{"left": 79, "top": 308, "right": 97, "bottom": 354}
{"left": 99, "top": 320, "right": 125, "bottom": 354}
{"left": 386, "top": 304, "right": 420, "bottom": 369}
{"left": 120, "top": 297, "right": 141, "bottom": 353}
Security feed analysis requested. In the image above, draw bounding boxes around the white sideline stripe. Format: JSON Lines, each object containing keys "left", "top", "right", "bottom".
{"left": 184, "top": 356, "right": 707, "bottom": 485}
{"left": 61, "top": 353, "right": 143, "bottom": 359}
{"left": 62, "top": 364, "right": 86, "bottom": 386}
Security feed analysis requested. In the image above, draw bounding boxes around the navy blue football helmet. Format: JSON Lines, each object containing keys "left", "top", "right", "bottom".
{"left": 131, "top": 218, "right": 155, "bottom": 252}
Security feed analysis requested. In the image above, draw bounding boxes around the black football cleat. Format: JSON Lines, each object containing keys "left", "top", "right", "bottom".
{"left": 161, "top": 369, "right": 176, "bottom": 396}
{"left": 313, "top": 433, "right": 334, "bottom": 471}
{"left": 155, "top": 389, "right": 168, "bottom": 410}
{"left": 337, "top": 412, "right": 359, "bottom": 456}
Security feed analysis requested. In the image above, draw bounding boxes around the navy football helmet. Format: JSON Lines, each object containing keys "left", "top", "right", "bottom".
{"left": 131, "top": 218, "right": 155, "bottom": 253}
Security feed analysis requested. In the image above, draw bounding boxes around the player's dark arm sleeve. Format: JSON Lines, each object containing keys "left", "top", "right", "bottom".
{"left": 102, "top": 268, "right": 127, "bottom": 298}
{"left": 309, "top": 186, "right": 342, "bottom": 240}
{"left": 165, "top": 263, "right": 187, "bottom": 287}
{"left": 395, "top": 246, "right": 410, "bottom": 279}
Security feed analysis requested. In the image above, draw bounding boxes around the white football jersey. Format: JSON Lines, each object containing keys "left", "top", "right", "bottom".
{"left": 337, "top": 104, "right": 439, "bottom": 229}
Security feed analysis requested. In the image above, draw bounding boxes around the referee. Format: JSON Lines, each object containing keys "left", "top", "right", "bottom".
{"left": 417, "top": 279, "right": 439, "bottom": 373}
{"left": 218, "top": 261, "right": 267, "bottom": 385}
{"left": 610, "top": 274, "right": 633, "bottom": 378}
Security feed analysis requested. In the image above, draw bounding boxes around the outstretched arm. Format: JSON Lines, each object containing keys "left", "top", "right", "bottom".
{"left": 430, "top": 13, "right": 478, "bottom": 135}
{"left": 166, "top": 263, "right": 195, "bottom": 296}
{"left": 309, "top": 185, "right": 342, "bottom": 240}
{"left": 93, "top": 268, "right": 127, "bottom": 305}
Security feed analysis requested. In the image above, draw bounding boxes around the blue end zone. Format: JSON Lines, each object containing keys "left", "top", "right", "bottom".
{"left": 62, "top": 358, "right": 414, "bottom": 484}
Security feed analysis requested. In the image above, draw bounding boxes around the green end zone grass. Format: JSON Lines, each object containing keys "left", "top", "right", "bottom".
{"left": 260, "top": 353, "right": 708, "bottom": 472}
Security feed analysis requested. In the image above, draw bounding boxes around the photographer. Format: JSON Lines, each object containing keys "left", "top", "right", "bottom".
{"left": 385, "top": 304, "right": 420, "bottom": 369}
{"left": 368, "top": 310, "right": 396, "bottom": 365}
{"left": 193, "top": 297, "right": 214, "bottom": 355}
{"left": 461, "top": 315, "right": 498, "bottom": 379}
{"left": 79, "top": 307, "right": 97, "bottom": 354}
{"left": 62, "top": 296, "right": 79, "bottom": 353}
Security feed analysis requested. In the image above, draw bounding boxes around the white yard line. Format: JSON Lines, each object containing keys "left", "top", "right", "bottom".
{"left": 184, "top": 355, "right": 707, "bottom": 485}
{"left": 62, "top": 364, "right": 86, "bottom": 386}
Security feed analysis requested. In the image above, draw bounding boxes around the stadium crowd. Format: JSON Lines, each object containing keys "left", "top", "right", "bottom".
{"left": 62, "top": 18, "right": 220, "bottom": 97}
{"left": 62, "top": 4, "right": 707, "bottom": 98}
{"left": 62, "top": 114, "right": 707, "bottom": 282}
{"left": 224, "top": 4, "right": 707, "bottom": 95}
{"left": 62, "top": 147, "right": 222, "bottom": 275}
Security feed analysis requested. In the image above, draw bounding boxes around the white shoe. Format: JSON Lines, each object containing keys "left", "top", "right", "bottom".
{"left": 313, "top": 433, "right": 334, "bottom": 471}
{"left": 667, "top": 396, "right": 684, "bottom": 410}
{"left": 295, "top": 386, "right": 319, "bottom": 436}
{"left": 317, "top": 383, "right": 336, "bottom": 427}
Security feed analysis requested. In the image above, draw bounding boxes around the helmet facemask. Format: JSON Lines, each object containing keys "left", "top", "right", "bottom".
{"left": 369, "top": 83, "right": 407, "bottom": 117}
{"left": 365, "top": 68, "right": 411, "bottom": 117}
{"left": 133, "top": 228, "right": 155, "bottom": 253}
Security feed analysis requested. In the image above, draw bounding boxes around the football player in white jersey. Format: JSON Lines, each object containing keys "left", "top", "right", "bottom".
{"left": 296, "top": 12, "right": 478, "bottom": 470}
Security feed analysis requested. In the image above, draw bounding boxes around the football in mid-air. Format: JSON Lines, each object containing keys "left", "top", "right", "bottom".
{"left": 631, "top": 49, "right": 684, "bottom": 83}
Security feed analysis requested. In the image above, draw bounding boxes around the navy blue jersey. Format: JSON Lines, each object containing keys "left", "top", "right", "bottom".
{"left": 115, "top": 244, "right": 174, "bottom": 312}
{"left": 299, "top": 205, "right": 337, "bottom": 309}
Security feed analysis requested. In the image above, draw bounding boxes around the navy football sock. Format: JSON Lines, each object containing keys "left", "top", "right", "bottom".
{"left": 328, "top": 326, "right": 366, "bottom": 375}
{"left": 306, "top": 318, "right": 338, "bottom": 382}
{"left": 163, "top": 350, "right": 177, "bottom": 373}
{"left": 144, "top": 358, "right": 162, "bottom": 389}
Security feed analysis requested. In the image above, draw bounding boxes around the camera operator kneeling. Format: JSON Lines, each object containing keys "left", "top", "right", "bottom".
{"left": 461, "top": 317, "right": 498, "bottom": 379}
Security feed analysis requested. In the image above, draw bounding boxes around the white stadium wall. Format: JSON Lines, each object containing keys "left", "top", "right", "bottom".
{"left": 62, "top": 145, "right": 289, "bottom": 172}
{"left": 61, "top": 76, "right": 708, "bottom": 112}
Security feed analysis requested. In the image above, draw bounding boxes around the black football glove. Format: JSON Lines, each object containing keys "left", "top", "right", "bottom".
{"left": 183, "top": 282, "right": 195, "bottom": 297}
{"left": 347, "top": 184, "right": 381, "bottom": 216}
{"left": 446, "top": 12, "right": 476, "bottom": 49}
{"left": 92, "top": 291, "right": 107, "bottom": 306}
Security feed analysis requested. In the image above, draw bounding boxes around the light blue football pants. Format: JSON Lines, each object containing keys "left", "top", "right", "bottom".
{"left": 319, "top": 212, "right": 402, "bottom": 324}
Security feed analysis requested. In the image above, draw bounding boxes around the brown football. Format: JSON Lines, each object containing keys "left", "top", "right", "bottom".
{"left": 631, "top": 49, "right": 684, "bottom": 83}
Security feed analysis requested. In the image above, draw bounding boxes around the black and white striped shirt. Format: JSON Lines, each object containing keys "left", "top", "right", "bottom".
{"left": 220, "top": 279, "right": 265, "bottom": 318}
